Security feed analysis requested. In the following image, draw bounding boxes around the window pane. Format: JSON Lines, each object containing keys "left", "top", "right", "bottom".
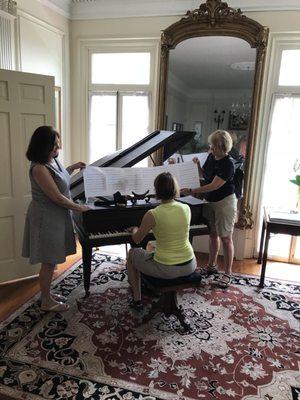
{"left": 268, "top": 234, "right": 290, "bottom": 260}
{"left": 92, "top": 53, "right": 150, "bottom": 85}
{"left": 121, "top": 94, "right": 149, "bottom": 167}
{"left": 262, "top": 96, "right": 300, "bottom": 260}
{"left": 89, "top": 95, "right": 116, "bottom": 163}
{"left": 279, "top": 50, "right": 300, "bottom": 86}
{"left": 263, "top": 97, "right": 300, "bottom": 210}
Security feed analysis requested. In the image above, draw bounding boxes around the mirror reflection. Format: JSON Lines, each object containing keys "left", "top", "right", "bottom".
{"left": 166, "top": 36, "right": 256, "bottom": 164}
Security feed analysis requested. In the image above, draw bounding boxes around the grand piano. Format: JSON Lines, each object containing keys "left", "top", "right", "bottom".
{"left": 71, "top": 130, "right": 209, "bottom": 296}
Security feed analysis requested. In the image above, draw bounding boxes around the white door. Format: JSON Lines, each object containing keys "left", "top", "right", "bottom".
{"left": 0, "top": 69, "right": 54, "bottom": 283}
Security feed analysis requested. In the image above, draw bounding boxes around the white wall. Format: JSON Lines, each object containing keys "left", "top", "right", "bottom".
{"left": 16, "top": 0, "right": 71, "bottom": 164}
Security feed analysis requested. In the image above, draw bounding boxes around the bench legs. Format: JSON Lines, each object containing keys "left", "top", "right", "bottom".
{"left": 142, "top": 291, "right": 192, "bottom": 332}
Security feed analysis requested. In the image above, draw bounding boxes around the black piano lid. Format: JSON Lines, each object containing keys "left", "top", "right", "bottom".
{"left": 70, "top": 130, "right": 195, "bottom": 200}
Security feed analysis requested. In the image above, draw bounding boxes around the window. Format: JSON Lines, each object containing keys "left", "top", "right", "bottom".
{"left": 89, "top": 94, "right": 117, "bottom": 163}
{"left": 89, "top": 50, "right": 153, "bottom": 164}
{"left": 91, "top": 53, "right": 150, "bottom": 85}
{"left": 278, "top": 50, "right": 300, "bottom": 86}
{"left": 261, "top": 44, "right": 300, "bottom": 263}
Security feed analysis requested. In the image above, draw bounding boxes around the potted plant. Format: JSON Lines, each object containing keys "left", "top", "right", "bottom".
{"left": 290, "top": 174, "right": 300, "bottom": 211}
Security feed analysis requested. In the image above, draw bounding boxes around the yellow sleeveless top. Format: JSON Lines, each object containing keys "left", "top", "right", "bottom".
{"left": 149, "top": 200, "right": 194, "bottom": 265}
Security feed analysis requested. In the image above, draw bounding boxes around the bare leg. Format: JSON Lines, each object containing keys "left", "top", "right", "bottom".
{"left": 40, "top": 263, "right": 67, "bottom": 309}
{"left": 220, "top": 235, "right": 234, "bottom": 275}
{"left": 209, "top": 232, "right": 220, "bottom": 267}
{"left": 126, "top": 249, "right": 141, "bottom": 301}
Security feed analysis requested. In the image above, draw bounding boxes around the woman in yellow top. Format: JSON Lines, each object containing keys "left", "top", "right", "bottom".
{"left": 126, "top": 172, "right": 196, "bottom": 310}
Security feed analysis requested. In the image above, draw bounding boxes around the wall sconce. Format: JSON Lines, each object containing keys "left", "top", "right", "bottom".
{"left": 214, "top": 109, "right": 225, "bottom": 129}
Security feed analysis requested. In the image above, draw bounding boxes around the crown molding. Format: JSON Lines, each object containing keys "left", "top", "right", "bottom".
{"left": 43, "top": 0, "right": 300, "bottom": 21}
{"left": 38, "top": 0, "right": 71, "bottom": 18}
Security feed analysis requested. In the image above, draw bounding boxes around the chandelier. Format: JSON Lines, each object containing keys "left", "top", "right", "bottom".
{"left": 0, "top": 0, "right": 17, "bottom": 16}
{"left": 229, "top": 97, "right": 251, "bottom": 130}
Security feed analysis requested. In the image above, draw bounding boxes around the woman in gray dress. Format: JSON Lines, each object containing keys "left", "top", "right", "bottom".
{"left": 22, "top": 126, "right": 89, "bottom": 312}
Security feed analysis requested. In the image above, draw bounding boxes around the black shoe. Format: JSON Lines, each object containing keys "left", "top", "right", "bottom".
{"left": 129, "top": 299, "right": 143, "bottom": 311}
{"left": 200, "top": 265, "right": 218, "bottom": 277}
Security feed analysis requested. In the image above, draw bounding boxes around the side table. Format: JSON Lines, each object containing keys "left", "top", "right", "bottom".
{"left": 257, "top": 208, "right": 300, "bottom": 288}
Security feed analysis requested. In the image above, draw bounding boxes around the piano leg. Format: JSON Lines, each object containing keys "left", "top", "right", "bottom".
{"left": 82, "top": 244, "right": 92, "bottom": 297}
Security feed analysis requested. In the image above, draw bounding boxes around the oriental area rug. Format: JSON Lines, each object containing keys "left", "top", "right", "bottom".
{"left": 0, "top": 253, "right": 300, "bottom": 400}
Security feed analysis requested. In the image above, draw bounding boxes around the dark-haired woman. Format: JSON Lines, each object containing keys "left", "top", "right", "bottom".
{"left": 22, "top": 126, "right": 89, "bottom": 312}
{"left": 126, "top": 172, "right": 196, "bottom": 310}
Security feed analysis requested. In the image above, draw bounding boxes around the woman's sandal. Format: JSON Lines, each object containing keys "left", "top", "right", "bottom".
{"left": 41, "top": 302, "right": 69, "bottom": 312}
{"left": 38, "top": 293, "right": 67, "bottom": 305}
{"left": 216, "top": 274, "right": 232, "bottom": 289}
{"left": 51, "top": 293, "right": 67, "bottom": 302}
{"left": 200, "top": 265, "right": 218, "bottom": 277}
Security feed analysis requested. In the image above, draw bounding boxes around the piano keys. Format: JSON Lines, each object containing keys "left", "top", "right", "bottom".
{"left": 71, "top": 130, "right": 209, "bottom": 297}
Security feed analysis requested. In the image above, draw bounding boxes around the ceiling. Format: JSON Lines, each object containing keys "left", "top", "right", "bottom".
{"left": 43, "top": 0, "right": 300, "bottom": 19}
{"left": 169, "top": 36, "right": 256, "bottom": 90}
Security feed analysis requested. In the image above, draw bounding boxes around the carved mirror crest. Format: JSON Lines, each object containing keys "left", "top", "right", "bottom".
{"left": 157, "top": 0, "right": 269, "bottom": 229}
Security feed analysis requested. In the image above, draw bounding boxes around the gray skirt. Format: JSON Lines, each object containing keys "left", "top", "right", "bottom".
{"left": 22, "top": 200, "right": 76, "bottom": 265}
{"left": 131, "top": 248, "right": 196, "bottom": 279}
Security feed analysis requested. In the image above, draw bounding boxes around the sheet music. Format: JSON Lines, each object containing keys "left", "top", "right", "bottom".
{"left": 163, "top": 152, "right": 208, "bottom": 167}
{"left": 83, "top": 161, "right": 199, "bottom": 198}
{"left": 181, "top": 152, "right": 208, "bottom": 167}
{"left": 178, "top": 195, "right": 207, "bottom": 206}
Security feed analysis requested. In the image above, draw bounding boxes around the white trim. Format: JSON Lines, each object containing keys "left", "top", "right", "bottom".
{"left": 37, "top": 0, "right": 71, "bottom": 19}
{"left": 41, "top": 0, "right": 300, "bottom": 20}
{"left": 250, "top": 32, "right": 300, "bottom": 258}
{"left": 69, "top": 1, "right": 300, "bottom": 20}
{"left": 15, "top": 15, "right": 21, "bottom": 71}
{"left": 75, "top": 38, "right": 160, "bottom": 162}
{"left": 0, "top": 9, "right": 16, "bottom": 21}
{"left": 17, "top": 9, "right": 65, "bottom": 36}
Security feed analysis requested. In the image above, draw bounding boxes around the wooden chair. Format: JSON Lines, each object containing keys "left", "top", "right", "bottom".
{"left": 141, "top": 271, "right": 202, "bottom": 332}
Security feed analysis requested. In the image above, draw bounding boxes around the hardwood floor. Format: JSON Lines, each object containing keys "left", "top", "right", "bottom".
{"left": 0, "top": 251, "right": 81, "bottom": 323}
{"left": 0, "top": 245, "right": 299, "bottom": 324}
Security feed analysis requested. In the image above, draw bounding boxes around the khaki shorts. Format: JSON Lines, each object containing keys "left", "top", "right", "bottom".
{"left": 204, "top": 194, "right": 237, "bottom": 237}
{"left": 131, "top": 248, "right": 196, "bottom": 279}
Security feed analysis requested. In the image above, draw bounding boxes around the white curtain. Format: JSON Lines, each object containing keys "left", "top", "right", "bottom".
{"left": 262, "top": 96, "right": 300, "bottom": 210}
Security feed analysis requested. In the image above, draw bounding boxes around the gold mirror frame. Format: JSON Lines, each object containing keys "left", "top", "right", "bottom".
{"left": 156, "top": 0, "right": 269, "bottom": 229}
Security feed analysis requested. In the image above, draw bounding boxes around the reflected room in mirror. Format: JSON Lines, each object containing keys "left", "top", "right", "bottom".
{"left": 157, "top": 0, "right": 268, "bottom": 228}
{"left": 166, "top": 36, "right": 255, "bottom": 162}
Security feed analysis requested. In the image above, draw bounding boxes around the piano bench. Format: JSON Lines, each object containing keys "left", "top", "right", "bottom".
{"left": 141, "top": 272, "right": 202, "bottom": 332}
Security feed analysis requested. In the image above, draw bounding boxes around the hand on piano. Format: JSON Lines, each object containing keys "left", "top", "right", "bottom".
{"left": 68, "top": 161, "right": 86, "bottom": 175}
{"left": 126, "top": 226, "right": 138, "bottom": 234}
{"left": 180, "top": 188, "right": 191, "bottom": 197}
{"left": 78, "top": 204, "right": 90, "bottom": 212}
{"left": 72, "top": 161, "right": 86, "bottom": 171}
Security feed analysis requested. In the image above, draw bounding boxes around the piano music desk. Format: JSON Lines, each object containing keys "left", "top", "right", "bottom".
{"left": 257, "top": 207, "right": 300, "bottom": 288}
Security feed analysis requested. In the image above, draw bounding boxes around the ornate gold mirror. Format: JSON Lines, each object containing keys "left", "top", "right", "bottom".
{"left": 157, "top": 0, "right": 269, "bottom": 229}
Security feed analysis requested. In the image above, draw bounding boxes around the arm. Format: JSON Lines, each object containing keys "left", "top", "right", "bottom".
{"left": 131, "top": 211, "right": 156, "bottom": 244}
{"left": 180, "top": 175, "right": 226, "bottom": 196}
{"left": 66, "top": 162, "right": 86, "bottom": 175}
{"left": 32, "top": 165, "right": 89, "bottom": 212}
{"left": 192, "top": 157, "right": 204, "bottom": 179}
{"left": 191, "top": 176, "right": 225, "bottom": 194}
